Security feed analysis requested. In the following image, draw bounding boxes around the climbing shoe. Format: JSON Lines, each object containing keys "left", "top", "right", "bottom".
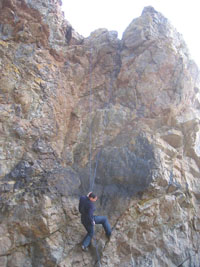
{"left": 106, "top": 233, "right": 111, "bottom": 240}
{"left": 81, "top": 245, "right": 88, "bottom": 252}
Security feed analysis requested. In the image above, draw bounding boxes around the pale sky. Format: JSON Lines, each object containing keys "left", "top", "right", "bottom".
{"left": 62, "top": 0, "right": 200, "bottom": 68}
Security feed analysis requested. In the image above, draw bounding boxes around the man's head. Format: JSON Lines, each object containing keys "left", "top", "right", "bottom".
{"left": 88, "top": 192, "right": 97, "bottom": 202}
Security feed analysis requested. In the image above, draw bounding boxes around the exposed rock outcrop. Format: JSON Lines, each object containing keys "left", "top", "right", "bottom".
{"left": 0, "top": 1, "right": 199, "bottom": 266}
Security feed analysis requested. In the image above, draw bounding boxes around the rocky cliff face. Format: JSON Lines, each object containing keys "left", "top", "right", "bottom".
{"left": 0, "top": 1, "right": 200, "bottom": 266}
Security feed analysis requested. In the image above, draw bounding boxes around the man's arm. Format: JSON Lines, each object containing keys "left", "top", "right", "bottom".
{"left": 88, "top": 202, "right": 95, "bottom": 225}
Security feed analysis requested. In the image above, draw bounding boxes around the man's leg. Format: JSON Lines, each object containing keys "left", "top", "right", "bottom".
{"left": 82, "top": 222, "right": 94, "bottom": 249}
{"left": 94, "top": 216, "right": 112, "bottom": 237}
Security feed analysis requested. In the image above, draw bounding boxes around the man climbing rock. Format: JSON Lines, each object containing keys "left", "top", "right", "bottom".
{"left": 79, "top": 192, "right": 112, "bottom": 251}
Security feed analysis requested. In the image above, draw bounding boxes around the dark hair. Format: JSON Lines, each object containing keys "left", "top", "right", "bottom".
{"left": 88, "top": 192, "right": 96, "bottom": 199}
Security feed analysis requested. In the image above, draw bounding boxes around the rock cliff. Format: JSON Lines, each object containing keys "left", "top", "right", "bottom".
{"left": 0, "top": 1, "right": 200, "bottom": 266}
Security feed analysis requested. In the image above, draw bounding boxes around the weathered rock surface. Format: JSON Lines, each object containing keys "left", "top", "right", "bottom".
{"left": 0, "top": 1, "right": 200, "bottom": 266}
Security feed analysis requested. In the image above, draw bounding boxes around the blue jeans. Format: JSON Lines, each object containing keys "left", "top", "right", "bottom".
{"left": 81, "top": 215, "right": 111, "bottom": 248}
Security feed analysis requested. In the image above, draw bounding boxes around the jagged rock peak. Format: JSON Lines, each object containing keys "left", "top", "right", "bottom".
{"left": 142, "top": 5, "right": 159, "bottom": 14}
{"left": 122, "top": 5, "right": 190, "bottom": 60}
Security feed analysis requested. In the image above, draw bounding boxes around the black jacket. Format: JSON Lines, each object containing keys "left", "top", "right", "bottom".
{"left": 79, "top": 195, "right": 95, "bottom": 225}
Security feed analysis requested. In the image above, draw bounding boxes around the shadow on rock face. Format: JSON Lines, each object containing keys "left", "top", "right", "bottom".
{"left": 3, "top": 160, "right": 34, "bottom": 191}
{"left": 46, "top": 167, "right": 81, "bottom": 197}
{"left": 3, "top": 161, "right": 81, "bottom": 198}
{"left": 78, "top": 134, "right": 156, "bottom": 215}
